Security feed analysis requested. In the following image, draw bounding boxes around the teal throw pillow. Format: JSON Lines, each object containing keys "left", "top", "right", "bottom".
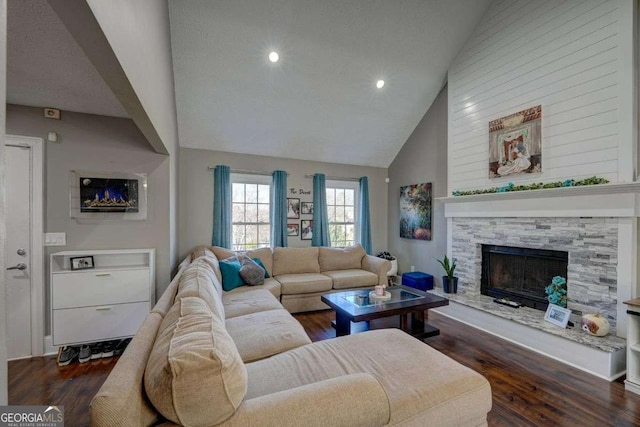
{"left": 253, "top": 258, "right": 270, "bottom": 278}
{"left": 219, "top": 257, "right": 245, "bottom": 291}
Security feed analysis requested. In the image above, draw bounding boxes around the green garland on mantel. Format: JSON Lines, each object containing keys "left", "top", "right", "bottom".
{"left": 452, "top": 176, "right": 609, "bottom": 197}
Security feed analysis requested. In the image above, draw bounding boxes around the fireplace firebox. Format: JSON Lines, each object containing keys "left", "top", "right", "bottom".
{"left": 480, "top": 245, "right": 568, "bottom": 310}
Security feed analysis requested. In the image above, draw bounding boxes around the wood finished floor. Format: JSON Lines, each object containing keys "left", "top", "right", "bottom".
{"left": 9, "top": 310, "right": 640, "bottom": 426}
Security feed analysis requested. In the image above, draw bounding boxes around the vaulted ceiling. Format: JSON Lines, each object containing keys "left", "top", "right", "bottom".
{"left": 7, "top": 0, "right": 490, "bottom": 167}
{"left": 169, "top": 0, "right": 490, "bottom": 167}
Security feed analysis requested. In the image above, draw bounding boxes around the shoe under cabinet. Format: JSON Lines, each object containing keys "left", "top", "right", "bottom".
{"left": 50, "top": 249, "right": 155, "bottom": 347}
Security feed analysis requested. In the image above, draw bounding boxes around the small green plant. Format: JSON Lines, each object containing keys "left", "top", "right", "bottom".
{"left": 436, "top": 255, "right": 457, "bottom": 279}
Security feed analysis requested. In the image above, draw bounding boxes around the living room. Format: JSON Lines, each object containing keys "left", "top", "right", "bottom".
{"left": 2, "top": 0, "right": 640, "bottom": 425}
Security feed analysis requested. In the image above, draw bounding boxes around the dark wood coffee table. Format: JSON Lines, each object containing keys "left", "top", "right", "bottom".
{"left": 321, "top": 286, "right": 449, "bottom": 337}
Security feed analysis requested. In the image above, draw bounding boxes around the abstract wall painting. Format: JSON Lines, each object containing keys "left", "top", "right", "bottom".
{"left": 488, "top": 105, "right": 542, "bottom": 178}
{"left": 399, "top": 183, "right": 432, "bottom": 241}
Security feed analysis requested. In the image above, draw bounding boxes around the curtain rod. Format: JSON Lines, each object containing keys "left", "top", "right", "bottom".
{"left": 207, "top": 167, "right": 289, "bottom": 176}
{"left": 304, "top": 174, "right": 360, "bottom": 182}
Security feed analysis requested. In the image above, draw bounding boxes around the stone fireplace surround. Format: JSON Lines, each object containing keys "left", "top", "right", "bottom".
{"left": 453, "top": 217, "right": 618, "bottom": 329}
{"left": 433, "top": 183, "right": 640, "bottom": 380}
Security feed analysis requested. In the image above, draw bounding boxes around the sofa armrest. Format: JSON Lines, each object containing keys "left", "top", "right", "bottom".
{"left": 362, "top": 255, "right": 391, "bottom": 285}
{"left": 226, "top": 374, "right": 390, "bottom": 427}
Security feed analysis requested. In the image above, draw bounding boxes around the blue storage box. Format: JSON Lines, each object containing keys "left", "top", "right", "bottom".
{"left": 402, "top": 272, "right": 434, "bottom": 291}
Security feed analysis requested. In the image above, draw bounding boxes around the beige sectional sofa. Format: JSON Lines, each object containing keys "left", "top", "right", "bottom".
{"left": 208, "top": 244, "right": 390, "bottom": 312}
{"left": 90, "top": 247, "right": 492, "bottom": 427}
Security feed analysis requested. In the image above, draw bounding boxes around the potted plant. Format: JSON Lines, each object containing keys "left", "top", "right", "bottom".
{"left": 436, "top": 255, "right": 457, "bottom": 294}
{"left": 377, "top": 251, "right": 398, "bottom": 277}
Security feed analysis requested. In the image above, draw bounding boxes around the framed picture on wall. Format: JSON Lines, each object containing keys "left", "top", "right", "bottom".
{"left": 301, "top": 202, "right": 314, "bottom": 215}
{"left": 287, "top": 223, "right": 299, "bottom": 236}
{"left": 287, "top": 198, "right": 300, "bottom": 219}
{"left": 70, "top": 255, "right": 95, "bottom": 270}
{"left": 301, "top": 220, "right": 313, "bottom": 240}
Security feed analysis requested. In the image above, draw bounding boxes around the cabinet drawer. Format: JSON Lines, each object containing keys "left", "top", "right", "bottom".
{"left": 52, "top": 302, "right": 149, "bottom": 346}
{"left": 52, "top": 268, "right": 149, "bottom": 309}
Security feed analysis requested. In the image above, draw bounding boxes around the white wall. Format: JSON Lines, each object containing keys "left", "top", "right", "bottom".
{"left": 6, "top": 105, "right": 173, "bottom": 333}
{"left": 448, "top": 0, "right": 636, "bottom": 193}
{"left": 0, "top": 0, "right": 7, "bottom": 406}
{"left": 388, "top": 85, "right": 448, "bottom": 283}
{"left": 179, "top": 148, "right": 388, "bottom": 259}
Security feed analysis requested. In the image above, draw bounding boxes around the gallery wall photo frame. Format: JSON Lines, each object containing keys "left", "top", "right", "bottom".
{"left": 544, "top": 304, "right": 571, "bottom": 328}
{"left": 301, "top": 202, "right": 314, "bottom": 215}
{"left": 70, "top": 170, "right": 148, "bottom": 221}
{"left": 287, "top": 198, "right": 300, "bottom": 219}
{"left": 287, "top": 223, "right": 299, "bottom": 236}
{"left": 301, "top": 220, "right": 313, "bottom": 240}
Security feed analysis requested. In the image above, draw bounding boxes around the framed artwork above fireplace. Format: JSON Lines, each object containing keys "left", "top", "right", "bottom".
{"left": 69, "top": 170, "right": 148, "bottom": 221}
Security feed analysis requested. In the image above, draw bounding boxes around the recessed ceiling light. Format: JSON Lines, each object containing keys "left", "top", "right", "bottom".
{"left": 376, "top": 80, "right": 385, "bottom": 89}
{"left": 269, "top": 51, "right": 279, "bottom": 63}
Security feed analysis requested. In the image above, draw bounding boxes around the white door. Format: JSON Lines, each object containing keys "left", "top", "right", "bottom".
{"left": 6, "top": 144, "right": 32, "bottom": 359}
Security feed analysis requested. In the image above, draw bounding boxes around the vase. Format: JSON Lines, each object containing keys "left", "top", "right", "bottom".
{"left": 388, "top": 259, "right": 398, "bottom": 276}
{"left": 442, "top": 276, "right": 458, "bottom": 294}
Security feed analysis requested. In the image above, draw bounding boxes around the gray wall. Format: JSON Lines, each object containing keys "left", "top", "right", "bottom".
{"left": 6, "top": 104, "right": 173, "bottom": 334}
{"left": 179, "top": 147, "right": 388, "bottom": 259}
{"left": 0, "top": 0, "right": 7, "bottom": 405}
{"left": 86, "top": 0, "right": 180, "bottom": 273}
{"left": 387, "top": 85, "right": 448, "bottom": 287}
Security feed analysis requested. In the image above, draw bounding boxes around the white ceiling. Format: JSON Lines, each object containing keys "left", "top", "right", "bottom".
{"left": 169, "top": 0, "right": 490, "bottom": 167}
{"left": 7, "top": 0, "right": 128, "bottom": 118}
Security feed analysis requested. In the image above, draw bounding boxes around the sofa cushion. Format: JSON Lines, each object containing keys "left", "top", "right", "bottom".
{"left": 319, "top": 245, "right": 366, "bottom": 272}
{"left": 245, "top": 329, "right": 491, "bottom": 425}
{"left": 276, "top": 273, "right": 333, "bottom": 295}
{"left": 180, "top": 258, "right": 222, "bottom": 296}
{"left": 212, "top": 246, "right": 235, "bottom": 260}
{"left": 272, "top": 247, "right": 320, "bottom": 276}
{"left": 226, "top": 309, "right": 311, "bottom": 362}
{"left": 145, "top": 297, "right": 247, "bottom": 427}
{"left": 175, "top": 260, "right": 225, "bottom": 321}
{"left": 222, "top": 289, "right": 283, "bottom": 319}
{"left": 226, "top": 277, "right": 281, "bottom": 298}
{"left": 322, "top": 269, "right": 378, "bottom": 289}
{"left": 246, "top": 247, "right": 273, "bottom": 277}
{"left": 239, "top": 256, "right": 266, "bottom": 286}
{"left": 189, "top": 245, "right": 215, "bottom": 262}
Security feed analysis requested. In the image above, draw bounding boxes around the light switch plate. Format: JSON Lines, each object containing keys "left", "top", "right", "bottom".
{"left": 45, "top": 232, "right": 66, "bottom": 246}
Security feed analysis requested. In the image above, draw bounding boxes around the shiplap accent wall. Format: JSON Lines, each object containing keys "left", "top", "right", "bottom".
{"left": 448, "top": 0, "right": 636, "bottom": 193}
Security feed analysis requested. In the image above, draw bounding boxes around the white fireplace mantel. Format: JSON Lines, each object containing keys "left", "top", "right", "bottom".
{"left": 436, "top": 182, "right": 640, "bottom": 218}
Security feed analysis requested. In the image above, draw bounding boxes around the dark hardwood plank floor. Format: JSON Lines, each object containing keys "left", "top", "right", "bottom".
{"left": 9, "top": 310, "right": 640, "bottom": 426}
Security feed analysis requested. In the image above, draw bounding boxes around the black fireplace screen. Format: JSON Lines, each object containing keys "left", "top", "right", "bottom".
{"left": 481, "top": 245, "right": 568, "bottom": 310}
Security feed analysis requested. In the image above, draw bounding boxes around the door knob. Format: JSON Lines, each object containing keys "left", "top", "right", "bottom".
{"left": 7, "top": 263, "right": 27, "bottom": 271}
{"left": 17, "top": 248, "right": 26, "bottom": 256}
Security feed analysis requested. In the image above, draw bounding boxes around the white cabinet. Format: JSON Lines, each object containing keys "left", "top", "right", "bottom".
{"left": 50, "top": 249, "right": 155, "bottom": 346}
{"left": 624, "top": 298, "right": 640, "bottom": 395}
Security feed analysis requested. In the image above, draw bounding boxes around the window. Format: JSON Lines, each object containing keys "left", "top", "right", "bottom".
{"left": 326, "top": 181, "right": 357, "bottom": 247}
{"left": 231, "top": 176, "right": 270, "bottom": 251}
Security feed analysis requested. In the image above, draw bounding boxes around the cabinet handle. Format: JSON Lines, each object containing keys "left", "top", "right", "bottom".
{"left": 96, "top": 306, "right": 112, "bottom": 311}
{"left": 95, "top": 273, "right": 111, "bottom": 277}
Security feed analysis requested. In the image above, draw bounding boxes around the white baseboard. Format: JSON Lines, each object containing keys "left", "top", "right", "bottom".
{"left": 431, "top": 302, "right": 626, "bottom": 381}
{"left": 44, "top": 335, "right": 58, "bottom": 356}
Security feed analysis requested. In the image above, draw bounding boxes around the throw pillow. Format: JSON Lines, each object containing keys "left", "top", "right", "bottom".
{"left": 239, "top": 256, "right": 266, "bottom": 286}
{"left": 253, "top": 258, "right": 270, "bottom": 278}
{"left": 219, "top": 257, "right": 245, "bottom": 291}
{"left": 144, "top": 297, "right": 247, "bottom": 426}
